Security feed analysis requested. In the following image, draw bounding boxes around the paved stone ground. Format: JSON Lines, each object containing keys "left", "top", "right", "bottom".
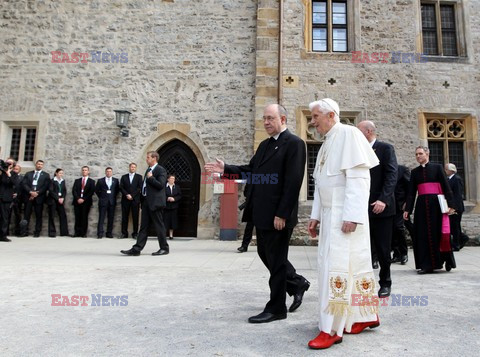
{"left": 1, "top": 237, "right": 479, "bottom": 356}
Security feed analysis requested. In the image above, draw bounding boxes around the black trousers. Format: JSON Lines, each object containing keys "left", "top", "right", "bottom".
{"left": 121, "top": 199, "right": 140, "bottom": 236}
{"left": 241, "top": 221, "right": 255, "bottom": 247}
{"left": 23, "top": 199, "right": 44, "bottom": 235}
{"left": 392, "top": 211, "right": 408, "bottom": 258}
{"left": 255, "top": 227, "right": 308, "bottom": 314}
{"left": 369, "top": 216, "right": 394, "bottom": 288}
{"left": 48, "top": 202, "right": 69, "bottom": 236}
{"left": 97, "top": 203, "right": 115, "bottom": 236}
{"left": 449, "top": 213, "right": 463, "bottom": 250}
{"left": 74, "top": 203, "right": 91, "bottom": 237}
{"left": 7, "top": 199, "right": 22, "bottom": 236}
{"left": 0, "top": 201, "right": 11, "bottom": 238}
{"left": 133, "top": 205, "right": 168, "bottom": 252}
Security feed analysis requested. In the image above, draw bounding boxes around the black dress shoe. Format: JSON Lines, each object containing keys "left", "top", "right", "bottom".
{"left": 417, "top": 269, "right": 433, "bottom": 275}
{"left": 97, "top": 235, "right": 103, "bottom": 239}
{"left": 131, "top": 233, "right": 138, "bottom": 239}
{"left": 0, "top": 237, "right": 12, "bottom": 242}
{"left": 391, "top": 256, "right": 401, "bottom": 263}
{"left": 289, "top": 280, "right": 310, "bottom": 312}
{"left": 445, "top": 262, "right": 452, "bottom": 272}
{"left": 169, "top": 236, "right": 173, "bottom": 240}
{"left": 152, "top": 249, "right": 169, "bottom": 256}
{"left": 106, "top": 234, "right": 113, "bottom": 238}
{"left": 372, "top": 260, "right": 379, "bottom": 269}
{"left": 248, "top": 312, "right": 287, "bottom": 324}
{"left": 400, "top": 255, "right": 408, "bottom": 265}
{"left": 378, "top": 286, "right": 391, "bottom": 298}
{"left": 33, "top": 233, "right": 40, "bottom": 238}
{"left": 48, "top": 235, "right": 56, "bottom": 238}
{"left": 237, "top": 246, "right": 248, "bottom": 253}
{"left": 120, "top": 249, "right": 140, "bottom": 256}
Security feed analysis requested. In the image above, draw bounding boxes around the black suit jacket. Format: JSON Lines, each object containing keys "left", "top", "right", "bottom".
{"left": 142, "top": 164, "right": 167, "bottom": 211}
{"left": 448, "top": 174, "right": 465, "bottom": 213}
{"left": 368, "top": 140, "right": 398, "bottom": 217}
{"left": 120, "top": 173, "right": 143, "bottom": 203}
{"left": 394, "top": 165, "right": 411, "bottom": 212}
{"left": 47, "top": 179, "right": 67, "bottom": 205}
{"left": 95, "top": 177, "right": 120, "bottom": 207}
{"left": 23, "top": 170, "right": 51, "bottom": 204}
{"left": 72, "top": 177, "right": 96, "bottom": 206}
{"left": 0, "top": 172, "right": 15, "bottom": 203}
{"left": 224, "top": 129, "right": 306, "bottom": 230}
{"left": 165, "top": 184, "right": 181, "bottom": 210}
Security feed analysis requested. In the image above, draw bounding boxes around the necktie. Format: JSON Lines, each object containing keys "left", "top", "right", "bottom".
{"left": 33, "top": 171, "right": 39, "bottom": 181}
{"left": 81, "top": 177, "right": 86, "bottom": 190}
{"left": 142, "top": 168, "right": 152, "bottom": 196}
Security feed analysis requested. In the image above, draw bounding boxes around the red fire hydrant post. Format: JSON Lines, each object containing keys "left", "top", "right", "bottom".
{"left": 219, "top": 179, "right": 238, "bottom": 240}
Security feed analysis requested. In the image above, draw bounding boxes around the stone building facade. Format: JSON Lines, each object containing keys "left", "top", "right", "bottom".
{"left": 0, "top": 0, "right": 478, "bottom": 239}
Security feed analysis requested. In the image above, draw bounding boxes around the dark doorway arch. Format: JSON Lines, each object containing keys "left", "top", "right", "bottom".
{"left": 157, "top": 140, "right": 200, "bottom": 237}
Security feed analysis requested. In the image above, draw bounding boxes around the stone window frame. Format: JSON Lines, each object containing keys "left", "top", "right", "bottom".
{"left": 0, "top": 115, "right": 46, "bottom": 170}
{"left": 415, "top": 0, "right": 470, "bottom": 62}
{"left": 296, "top": 106, "right": 364, "bottom": 201}
{"left": 418, "top": 111, "right": 478, "bottom": 203}
{"left": 302, "top": 0, "right": 360, "bottom": 59}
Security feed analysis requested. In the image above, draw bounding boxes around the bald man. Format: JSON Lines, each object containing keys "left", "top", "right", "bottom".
{"left": 357, "top": 121, "right": 398, "bottom": 298}
{"left": 205, "top": 104, "right": 310, "bottom": 324}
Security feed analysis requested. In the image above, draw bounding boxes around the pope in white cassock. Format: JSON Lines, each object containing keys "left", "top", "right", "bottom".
{"left": 307, "top": 99, "right": 381, "bottom": 350}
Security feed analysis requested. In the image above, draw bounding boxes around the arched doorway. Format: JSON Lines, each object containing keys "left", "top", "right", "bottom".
{"left": 157, "top": 140, "right": 200, "bottom": 237}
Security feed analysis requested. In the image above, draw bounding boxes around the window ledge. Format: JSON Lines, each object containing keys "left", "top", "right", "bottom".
{"left": 422, "top": 55, "right": 470, "bottom": 64}
{"left": 300, "top": 49, "right": 352, "bottom": 61}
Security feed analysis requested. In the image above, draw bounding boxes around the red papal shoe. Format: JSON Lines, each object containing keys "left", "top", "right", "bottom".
{"left": 345, "top": 315, "right": 380, "bottom": 334}
{"left": 308, "top": 331, "right": 342, "bottom": 349}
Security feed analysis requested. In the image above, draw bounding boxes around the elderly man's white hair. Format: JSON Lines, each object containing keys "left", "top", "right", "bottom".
{"left": 309, "top": 98, "right": 340, "bottom": 122}
{"left": 445, "top": 163, "right": 457, "bottom": 173}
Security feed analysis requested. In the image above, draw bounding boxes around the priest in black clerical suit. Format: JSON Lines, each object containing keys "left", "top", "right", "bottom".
{"left": 205, "top": 104, "right": 310, "bottom": 324}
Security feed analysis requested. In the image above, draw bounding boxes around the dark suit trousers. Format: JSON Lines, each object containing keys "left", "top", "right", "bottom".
{"left": 97, "top": 203, "right": 115, "bottom": 236}
{"left": 0, "top": 201, "right": 11, "bottom": 238}
{"left": 121, "top": 200, "right": 140, "bottom": 236}
{"left": 449, "top": 213, "right": 463, "bottom": 250}
{"left": 392, "top": 211, "right": 408, "bottom": 257}
{"left": 23, "top": 199, "right": 44, "bottom": 235}
{"left": 370, "top": 216, "right": 393, "bottom": 288}
{"left": 241, "top": 221, "right": 254, "bottom": 247}
{"left": 133, "top": 205, "right": 168, "bottom": 252}
{"left": 48, "top": 203, "right": 69, "bottom": 236}
{"left": 7, "top": 199, "right": 22, "bottom": 236}
{"left": 74, "top": 203, "right": 91, "bottom": 237}
{"left": 256, "top": 228, "right": 307, "bottom": 314}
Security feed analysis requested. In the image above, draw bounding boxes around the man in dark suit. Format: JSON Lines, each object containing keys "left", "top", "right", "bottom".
{"left": 95, "top": 167, "right": 119, "bottom": 238}
{"left": 391, "top": 165, "right": 411, "bottom": 264}
{"left": 121, "top": 151, "right": 169, "bottom": 256}
{"left": 445, "top": 163, "right": 467, "bottom": 251}
{"left": 21, "top": 160, "right": 51, "bottom": 237}
{"left": 0, "top": 159, "right": 15, "bottom": 242}
{"left": 205, "top": 104, "right": 310, "bottom": 324}
{"left": 72, "top": 166, "right": 96, "bottom": 237}
{"left": 119, "top": 163, "right": 142, "bottom": 239}
{"left": 357, "top": 121, "right": 398, "bottom": 298}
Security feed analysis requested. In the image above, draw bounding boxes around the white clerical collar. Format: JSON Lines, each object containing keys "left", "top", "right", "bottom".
{"left": 325, "top": 122, "right": 341, "bottom": 138}
{"left": 369, "top": 138, "right": 376, "bottom": 147}
{"left": 271, "top": 127, "right": 287, "bottom": 141}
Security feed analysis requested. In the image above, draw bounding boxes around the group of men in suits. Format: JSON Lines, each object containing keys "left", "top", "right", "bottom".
{"left": 0, "top": 158, "right": 171, "bottom": 247}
